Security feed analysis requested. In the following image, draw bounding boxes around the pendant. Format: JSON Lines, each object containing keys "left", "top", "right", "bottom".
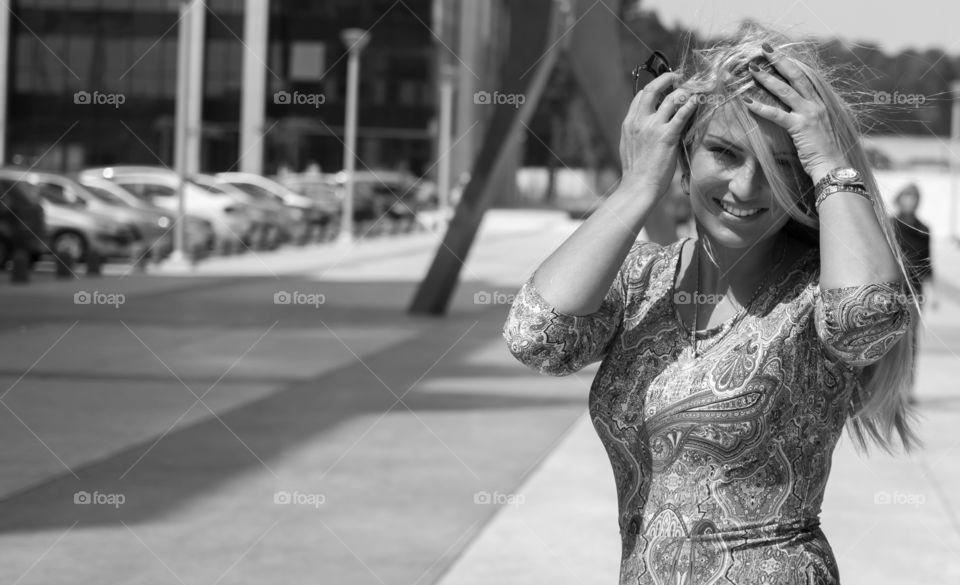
{"left": 678, "top": 346, "right": 698, "bottom": 370}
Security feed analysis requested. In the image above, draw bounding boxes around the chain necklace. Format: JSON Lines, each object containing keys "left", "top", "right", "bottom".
{"left": 677, "top": 240, "right": 787, "bottom": 370}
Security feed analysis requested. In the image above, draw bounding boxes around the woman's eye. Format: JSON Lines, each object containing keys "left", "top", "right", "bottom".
{"left": 709, "top": 147, "right": 736, "bottom": 163}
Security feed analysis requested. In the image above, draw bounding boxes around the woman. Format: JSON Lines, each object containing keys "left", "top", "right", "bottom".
{"left": 502, "top": 24, "right": 920, "bottom": 584}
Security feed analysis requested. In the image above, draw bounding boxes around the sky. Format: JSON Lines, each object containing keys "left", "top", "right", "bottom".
{"left": 639, "top": 0, "right": 960, "bottom": 55}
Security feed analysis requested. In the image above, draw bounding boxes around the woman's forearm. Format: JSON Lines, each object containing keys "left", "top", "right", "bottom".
{"left": 531, "top": 185, "right": 663, "bottom": 315}
{"left": 817, "top": 183, "right": 903, "bottom": 289}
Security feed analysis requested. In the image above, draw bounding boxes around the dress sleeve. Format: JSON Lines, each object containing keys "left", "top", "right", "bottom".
{"left": 813, "top": 280, "right": 913, "bottom": 367}
{"left": 501, "top": 240, "right": 656, "bottom": 376}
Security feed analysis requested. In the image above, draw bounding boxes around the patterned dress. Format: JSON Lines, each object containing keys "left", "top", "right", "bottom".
{"left": 502, "top": 238, "right": 911, "bottom": 585}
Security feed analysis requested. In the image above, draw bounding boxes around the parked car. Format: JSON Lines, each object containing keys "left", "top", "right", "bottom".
{"left": 0, "top": 169, "right": 137, "bottom": 263}
{"left": 27, "top": 170, "right": 170, "bottom": 263}
{"left": 190, "top": 174, "right": 282, "bottom": 250}
{"left": 215, "top": 172, "right": 333, "bottom": 243}
{"left": 0, "top": 174, "right": 45, "bottom": 267}
{"left": 304, "top": 170, "right": 428, "bottom": 223}
{"left": 76, "top": 175, "right": 216, "bottom": 258}
{"left": 276, "top": 173, "right": 352, "bottom": 218}
{"left": 80, "top": 166, "right": 255, "bottom": 254}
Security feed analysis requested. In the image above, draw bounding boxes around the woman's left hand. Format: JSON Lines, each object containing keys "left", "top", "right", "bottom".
{"left": 742, "top": 44, "right": 848, "bottom": 183}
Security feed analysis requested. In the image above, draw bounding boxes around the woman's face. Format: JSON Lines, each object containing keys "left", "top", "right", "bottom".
{"left": 686, "top": 104, "right": 801, "bottom": 249}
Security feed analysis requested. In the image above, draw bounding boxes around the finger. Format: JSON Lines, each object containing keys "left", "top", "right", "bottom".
{"left": 626, "top": 83, "right": 648, "bottom": 120}
{"left": 655, "top": 89, "right": 692, "bottom": 121}
{"left": 742, "top": 96, "right": 793, "bottom": 129}
{"left": 762, "top": 47, "right": 817, "bottom": 99}
{"left": 638, "top": 71, "right": 680, "bottom": 111}
{"left": 663, "top": 92, "right": 698, "bottom": 130}
{"left": 749, "top": 63, "right": 804, "bottom": 111}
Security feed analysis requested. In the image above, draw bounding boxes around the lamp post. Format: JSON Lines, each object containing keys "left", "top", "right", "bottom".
{"left": 337, "top": 28, "right": 370, "bottom": 245}
{"left": 437, "top": 62, "right": 457, "bottom": 228}
{"left": 170, "top": 0, "right": 205, "bottom": 267}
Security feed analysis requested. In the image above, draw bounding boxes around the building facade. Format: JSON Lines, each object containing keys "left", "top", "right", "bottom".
{"left": 5, "top": 0, "right": 488, "bottom": 176}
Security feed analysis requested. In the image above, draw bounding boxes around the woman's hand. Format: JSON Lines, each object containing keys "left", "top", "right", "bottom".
{"left": 619, "top": 72, "right": 698, "bottom": 198}
{"left": 742, "top": 45, "right": 849, "bottom": 183}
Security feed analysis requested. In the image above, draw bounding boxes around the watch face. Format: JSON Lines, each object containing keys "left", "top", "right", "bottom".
{"left": 832, "top": 168, "right": 862, "bottom": 183}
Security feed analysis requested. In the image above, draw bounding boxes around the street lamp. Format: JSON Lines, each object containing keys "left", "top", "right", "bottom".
{"left": 437, "top": 62, "right": 458, "bottom": 228}
{"left": 337, "top": 28, "right": 371, "bottom": 245}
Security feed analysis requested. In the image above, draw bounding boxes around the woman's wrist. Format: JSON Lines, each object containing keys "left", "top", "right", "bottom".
{"left": 809, "top": 160, "right": 851, "bottom": 184}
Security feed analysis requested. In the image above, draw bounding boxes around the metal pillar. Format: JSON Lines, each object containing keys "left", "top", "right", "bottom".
{"left": 0, "top": 3, "right": 10, "bottom": 164}
{"left": 337, "top": 28, "right": 370, "bottom": 245}
{"left": 240, "top": 0, "right": 269, "bottom": 174}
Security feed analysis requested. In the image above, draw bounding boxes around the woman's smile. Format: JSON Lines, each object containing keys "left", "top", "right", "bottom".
{"left": 711, "top": 197, "right": 768, "bottom": 220}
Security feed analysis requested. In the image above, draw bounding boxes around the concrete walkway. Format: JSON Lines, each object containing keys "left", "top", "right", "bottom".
{"left": 1, "top": 209, "right": 957, "bottom": 585}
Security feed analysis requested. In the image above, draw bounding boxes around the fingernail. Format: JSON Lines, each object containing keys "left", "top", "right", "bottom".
{"left": 742, "top": 96, "right": 754, "bottom": 104}
{"left": 762, "top": 42, "right": 774, "bottom": 54}
{"left": 748, "top": 62, "right": 760, "bottom": 72}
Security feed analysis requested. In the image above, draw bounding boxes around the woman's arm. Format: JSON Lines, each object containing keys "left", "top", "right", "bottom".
{"left": 814, "top": 172, "right": 902, "bottom": 288}
{"left": 532, "top": 71, "right": 695, "bottom": 314}
{"left": 502, "top": 72, "right": 696, "bottom": 375}
{"left": 744, "top": 48, "right": 911, "bottom": 365}
{"left": 531, "top": 186, "right": 662, "bottom": 315}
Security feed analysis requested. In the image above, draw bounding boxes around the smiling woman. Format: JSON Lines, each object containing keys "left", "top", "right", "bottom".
{"left": 502, "top": 22, "right": 920, "bottom": 585}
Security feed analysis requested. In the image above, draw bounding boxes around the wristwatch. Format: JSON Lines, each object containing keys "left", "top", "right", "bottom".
{"left": 813, "top": 167, "right": 870, "bottom": 210}
{"left": 813, "top": 167, "right": 865, "bottom": 193}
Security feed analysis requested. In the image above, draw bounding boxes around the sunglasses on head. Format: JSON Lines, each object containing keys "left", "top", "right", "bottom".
{"left": 632, "top": 50, "right": 672, "bottom": 95}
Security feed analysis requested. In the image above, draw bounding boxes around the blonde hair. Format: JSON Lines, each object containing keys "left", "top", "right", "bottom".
{"left": 673, "top": 23, "right": 921, "bottom": 453}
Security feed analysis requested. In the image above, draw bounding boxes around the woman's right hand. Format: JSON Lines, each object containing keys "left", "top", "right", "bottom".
{"left": 618, "top": 72, "right": 698, "bottom": 199}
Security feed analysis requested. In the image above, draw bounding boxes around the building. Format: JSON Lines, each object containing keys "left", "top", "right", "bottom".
{"left": 4, "top": 0, "right": 504, "bottom": 180}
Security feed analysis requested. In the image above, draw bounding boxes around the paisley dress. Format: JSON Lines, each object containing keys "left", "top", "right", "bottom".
{"left": 501, "top": 238, "right": 911, "bottom": 585}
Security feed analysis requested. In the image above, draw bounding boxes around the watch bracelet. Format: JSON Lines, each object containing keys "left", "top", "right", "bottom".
{"left": 814, "top": 184, "right": 872, "bottom": 210}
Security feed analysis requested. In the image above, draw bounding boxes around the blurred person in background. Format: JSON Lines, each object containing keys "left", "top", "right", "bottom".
{"left": 892, "top": 183, "right": 935, "bottom": 404}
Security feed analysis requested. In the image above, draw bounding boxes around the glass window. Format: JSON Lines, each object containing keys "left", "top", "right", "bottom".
{"left": 290, "top": 42, "right": 326, "bottom": 81}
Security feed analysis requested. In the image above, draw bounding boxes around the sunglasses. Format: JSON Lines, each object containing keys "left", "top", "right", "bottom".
{"left": 632, "top": 51, "right": 672, "bottom": 95}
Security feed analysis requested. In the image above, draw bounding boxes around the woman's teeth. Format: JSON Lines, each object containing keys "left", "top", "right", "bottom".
{"left": 717, "top": 199, "right": 763, "bottom": 218}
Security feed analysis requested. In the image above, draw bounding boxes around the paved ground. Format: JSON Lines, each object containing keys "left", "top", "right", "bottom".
{"left": 0, "top": 209, "right": 957, "bottom": 584}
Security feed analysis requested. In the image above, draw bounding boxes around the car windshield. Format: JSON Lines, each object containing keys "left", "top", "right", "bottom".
{"left": 84, "top": 184, "right": 131, "bottom": 207}
{"left": 117, "top": 182, "right": 176, "bottom": 199}
{"left": 229, "top": 182, "right": 279, "bottom": 202}
{"left": 190, "top": 180, "right": 231, "bottom": 195}
{"left": 36, "top": 182, "right": 83, "bottom": 207}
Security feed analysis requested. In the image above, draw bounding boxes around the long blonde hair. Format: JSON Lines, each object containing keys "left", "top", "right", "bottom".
{"left": 673, "top": 23, "right": 921, "bottom": 453}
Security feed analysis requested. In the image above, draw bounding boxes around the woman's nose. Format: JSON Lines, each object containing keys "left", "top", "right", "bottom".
{"left": 728, "top": 159, "right": 768, "bottom": 199}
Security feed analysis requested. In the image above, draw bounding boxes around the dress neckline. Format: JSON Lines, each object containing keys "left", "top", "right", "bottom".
{"left": 671, "top": 237, "right": 816, "bottom": 339}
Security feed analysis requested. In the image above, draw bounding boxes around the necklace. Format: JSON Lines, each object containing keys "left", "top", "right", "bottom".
{"left": 677, "top": 240, "right": 788, "bottom": 370}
